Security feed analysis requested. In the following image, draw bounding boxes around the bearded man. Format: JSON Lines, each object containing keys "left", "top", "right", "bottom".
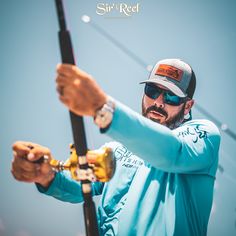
{"left": 12, "top": 59, "right": 221, "bottom": 236}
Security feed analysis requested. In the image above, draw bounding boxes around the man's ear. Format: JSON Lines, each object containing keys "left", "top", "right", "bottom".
{"left": 184, "top": 99, "right": 195, "bottom": 116}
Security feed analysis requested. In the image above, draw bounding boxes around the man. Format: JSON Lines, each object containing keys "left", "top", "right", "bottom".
{"left": 11, "top": 59, "right": 221, "bottom": 236}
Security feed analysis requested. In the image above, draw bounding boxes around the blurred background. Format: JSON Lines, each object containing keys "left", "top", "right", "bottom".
{"left": 1, "top": 0, "right": 236, "bottom": 235}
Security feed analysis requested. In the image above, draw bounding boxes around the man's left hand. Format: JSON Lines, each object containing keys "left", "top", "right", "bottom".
{"left": 56, "top": 64, "right": 107, "bottom": 117}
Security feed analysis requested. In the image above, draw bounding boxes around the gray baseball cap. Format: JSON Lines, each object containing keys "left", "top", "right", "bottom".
{"left": 140, "top": 59, "right": 196, "bottom": 98}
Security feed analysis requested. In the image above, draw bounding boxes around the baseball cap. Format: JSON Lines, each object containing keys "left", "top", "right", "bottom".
{"left": 140, "top": 59, "right": 196, "bottom": 98}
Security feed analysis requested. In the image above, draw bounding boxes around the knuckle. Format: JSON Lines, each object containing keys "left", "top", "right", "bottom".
{"left": 56, "top": 64, "right": 62, "bottom": 72}
{"left": 45, "top": 148, "right": 50, "bottom": 154}
{"left": 87, "top": 74, "right": 93, "bottom": 80}
{"left": 11, "top": 171, "right": 20, "bottom": 181}
{"left": 73, "top": 78, "right": 81, "bottom": 87}
{"left": 12, "top": 141, "right": 20, "bottom": 150}
{"left": 71, "top": 65, "right": 78, "bottom": 73}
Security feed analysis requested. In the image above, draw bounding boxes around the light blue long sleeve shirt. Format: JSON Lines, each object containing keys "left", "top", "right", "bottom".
{"left": 38, "top": 101, "right": 220, "bottom": 236}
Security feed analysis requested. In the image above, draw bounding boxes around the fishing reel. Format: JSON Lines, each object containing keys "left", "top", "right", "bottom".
{"left": 40, "top": 144, "right": 115, "bottom": 183}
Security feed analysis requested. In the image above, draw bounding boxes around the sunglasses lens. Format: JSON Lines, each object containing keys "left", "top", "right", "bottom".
{"left": 164, "top": 92, "right": 182, "bottom": 106}
{"left": 144, "top": 84, "right": 161, "bottom": 99}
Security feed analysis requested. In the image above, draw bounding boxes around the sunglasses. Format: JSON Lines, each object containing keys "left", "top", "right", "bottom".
{"left": 144, "top": 83, "right": 187, "bottom": 106}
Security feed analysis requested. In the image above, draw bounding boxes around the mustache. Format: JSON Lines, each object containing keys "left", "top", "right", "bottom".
{"left": 145, "top": 105, "right": 168, "bottom": 118}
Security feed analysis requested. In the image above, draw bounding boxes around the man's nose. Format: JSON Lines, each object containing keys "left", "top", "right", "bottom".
{"left": 154, "top": 93, "right": 165, "bottom": 108}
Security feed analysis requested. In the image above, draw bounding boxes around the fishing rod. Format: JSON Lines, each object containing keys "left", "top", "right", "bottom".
{"left": 54, "top": 1, "right": 100, "bottom": 235}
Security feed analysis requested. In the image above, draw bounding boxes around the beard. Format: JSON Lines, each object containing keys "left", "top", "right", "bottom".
{"left": 142, "top": 100, "right": 186, "bottom": 130}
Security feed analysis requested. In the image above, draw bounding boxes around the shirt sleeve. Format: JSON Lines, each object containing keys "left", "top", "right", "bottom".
{"left": 36, "top": 171, "right": 104, "bottom": 203}
{"left": 104, "top": 100, "right": 221, "bottom": 176}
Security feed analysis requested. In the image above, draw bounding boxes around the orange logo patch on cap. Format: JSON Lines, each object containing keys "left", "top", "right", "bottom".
{"left": 155, "top": 64, "right": 183, "bottom": 81}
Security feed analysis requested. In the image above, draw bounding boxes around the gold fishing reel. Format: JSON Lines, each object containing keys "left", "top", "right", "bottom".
{"left": 48, "top": 144, "right": 115, "bottom": 182}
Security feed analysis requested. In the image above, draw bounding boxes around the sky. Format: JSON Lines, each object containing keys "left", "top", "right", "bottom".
{"left": 0, "top": 0, "right": 236, "bottom": 235}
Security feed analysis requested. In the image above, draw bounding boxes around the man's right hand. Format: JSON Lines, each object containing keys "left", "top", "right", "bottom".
{"left": 11, "top": 141, "right": 55, "bottom": 188}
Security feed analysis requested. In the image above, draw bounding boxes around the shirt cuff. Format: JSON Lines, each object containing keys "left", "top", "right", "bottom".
{"left": 36, "top": 172, "right": 59, "bottom": 194}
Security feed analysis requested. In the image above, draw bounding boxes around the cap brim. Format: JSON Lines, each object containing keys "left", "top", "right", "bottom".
{"left": 140, "top": 78, "right": 187, "bottom": 98}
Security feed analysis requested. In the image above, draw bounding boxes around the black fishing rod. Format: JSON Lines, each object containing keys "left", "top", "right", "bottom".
{"left": 54, "top": 1, "right": 99, "bottom": 235}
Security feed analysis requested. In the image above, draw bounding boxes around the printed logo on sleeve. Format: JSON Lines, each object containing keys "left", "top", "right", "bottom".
{"left": 177, "top": 124, "right": 208, "bottom": 143}
{"left": 114, "top": 145, "right": 144, "bottom": 168}
{"left": 156, "top": 64, "right": 183, "bottom": 81}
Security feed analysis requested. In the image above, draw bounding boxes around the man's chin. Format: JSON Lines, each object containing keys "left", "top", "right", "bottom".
{"left": 149, "top": 117, "right": 160, "bottom": 122}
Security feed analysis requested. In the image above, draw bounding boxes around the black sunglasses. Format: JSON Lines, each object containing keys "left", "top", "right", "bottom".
{"left": 144, "top": 83, "right": 187, "bottom": 106}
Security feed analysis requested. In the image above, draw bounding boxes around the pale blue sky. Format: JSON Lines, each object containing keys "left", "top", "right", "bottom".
{"left": 1, "top": 0, "right": 236, "bottom": 235}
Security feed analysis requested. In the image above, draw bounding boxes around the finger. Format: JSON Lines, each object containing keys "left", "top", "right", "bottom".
{"left": 11, "top": 169, "right": 36, "bottom": 183}
{"left": 56, "top": 75, "right": 83, "bottom": 90}
{"left": 14, "top": 156, "right": 41, "bottom": 171}
{"left": 59, "top": 95, "right": 70, "bottom": 106}
{"left": 27, "top": 146, "right": 51, "bottom": 162}
{"left": 56, "top": 74, "right": 72, "bottom": 86}
{"left": 58, "top": 85, "right": 74, "bottom": 99}
{"left": 21, "top": 169, "right": 39, "bottom": 180}
{"left": 12, "top": 161, "right": 42, "bottom": 181}
{"left": 56, "top": 64, "right": 89, "bottom": 80}
{"left": 12, "top": 141, "right": 31, "bottom": 157}
{"left": 56, "top": 83, "right": 74, "bottom": 97}
{"left": 56, "top": 75, "right": 73, "bottom": 91}
{"left": 56, "top": 64, "right": 77, "bottom": 77}
{"left": 12, "top": 141, "right": 43, "bottom": 153}
{"left": 56, "top": 85, "right": 64, "bottom": 97}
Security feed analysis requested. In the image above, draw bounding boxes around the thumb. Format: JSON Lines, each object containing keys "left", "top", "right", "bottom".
{"left": 27, "top": 152, "right": 45, "bottom": 163}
